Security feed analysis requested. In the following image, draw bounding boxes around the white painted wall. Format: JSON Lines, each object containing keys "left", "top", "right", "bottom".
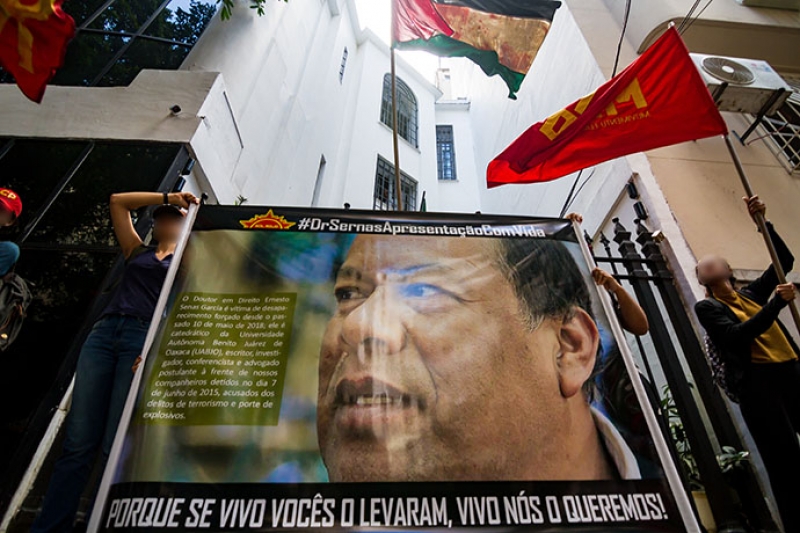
{"left": 182, "top": 0, "right": 362, "bottom": 205}
{"left": 337, "top": 33, "right": 442, "bottom": 210}
{"left": 0, "top": 0, "right": 634, "bottom": 223}
{"left": 433, "top": 101, "right": 482, "bottom": 213}
{"left": 0, "top": 70, "right": 216, "bottom": 142}
{"left": 176, "top": 0, "right": 489, "bottom": 213}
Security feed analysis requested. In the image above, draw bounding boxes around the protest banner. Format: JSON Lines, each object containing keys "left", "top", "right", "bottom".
{"left": 89, "top": 206, "right": 699, "bottom": 532}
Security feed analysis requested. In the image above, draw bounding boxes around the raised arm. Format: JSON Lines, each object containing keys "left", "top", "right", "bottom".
{"left": 592, "top": 268, "right": 649, "bottom": 336}
{"left": 109, "top": 192, "right": 198, "bottom": 259}
{"left": 741, "top": 196, "right": 795, "bottom": 303}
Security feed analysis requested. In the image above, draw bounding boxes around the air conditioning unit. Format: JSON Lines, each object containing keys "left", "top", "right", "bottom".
{"left": 690, "top": 53, "right": 793, "bottom": 115}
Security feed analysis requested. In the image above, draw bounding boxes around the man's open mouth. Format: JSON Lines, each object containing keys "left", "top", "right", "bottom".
{"left": 331, "top": 377, "right": 424, "bottom": 435}
{"left": 335, "top": 377, "right": 416, "bottom": 409}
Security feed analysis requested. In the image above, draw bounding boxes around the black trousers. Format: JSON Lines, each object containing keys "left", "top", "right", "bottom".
{"left": 739, "top": 360, "right": 800, "bottom": 532}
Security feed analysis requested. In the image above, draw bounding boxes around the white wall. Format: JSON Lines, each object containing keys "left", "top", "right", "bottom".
{"left": 338, "top": 35, "right": 441, "bottom": 210}
{"left": 0, "top": 70, "right": 216, "bottom": 142}
{"left": 170, "top": 0, "right": 641, "bottom": 225}
{"left": 180, "top": 0, "right": 488, "bottom": 213}
{"left": 182, "top": 0, "right": 362, "bottom": 205}
{"left": 433, "top": 102, "right": 481, "bottom": 213}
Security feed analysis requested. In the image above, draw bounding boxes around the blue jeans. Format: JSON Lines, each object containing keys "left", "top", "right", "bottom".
{"left": 31, "top": 315, "right": 149, "bottom": 533}
{"left": 0, "top": 241, "right": 20, "bottom": 275}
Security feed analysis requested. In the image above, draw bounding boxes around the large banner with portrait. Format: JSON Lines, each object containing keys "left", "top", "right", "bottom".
{"left": 89, "top": 206, "right": 699, "bottom": 532}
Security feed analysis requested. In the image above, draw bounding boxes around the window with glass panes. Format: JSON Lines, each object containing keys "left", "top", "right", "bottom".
{"left": 0, "top": 0, "right": 216, "bottom": 88}
{"left": 373, "top": 156, "right": 418, "bottom": 211}
{"left": 380, "top": 74, "right": 419, "bottom": 148}
{"left": 436, "top": 125, "right": 457, "bottom": 181}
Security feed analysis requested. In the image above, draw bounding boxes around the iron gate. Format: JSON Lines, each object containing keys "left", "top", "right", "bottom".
{"left": 591, "top": 217, "right": 778, "bottom": 533}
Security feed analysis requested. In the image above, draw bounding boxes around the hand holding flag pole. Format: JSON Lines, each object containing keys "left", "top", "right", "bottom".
{"left": 723, "top": 134, "right": 800, "bottom": 333}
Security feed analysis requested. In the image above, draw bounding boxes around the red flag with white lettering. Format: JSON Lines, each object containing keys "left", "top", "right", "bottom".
{"left": 487, "top": 27, "right": 727, "bottom": 188}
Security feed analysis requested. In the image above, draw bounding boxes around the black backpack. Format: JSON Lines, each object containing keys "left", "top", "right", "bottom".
{"left": 703, "top": 333, "right": 740, "bottom": 403}
{"left": 0, "top": 271, "right": 32, "bottom": 350}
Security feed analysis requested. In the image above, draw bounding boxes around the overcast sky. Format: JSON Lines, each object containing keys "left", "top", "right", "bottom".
{"left": 353, "top": 0, "right": 441, "bottom": 82}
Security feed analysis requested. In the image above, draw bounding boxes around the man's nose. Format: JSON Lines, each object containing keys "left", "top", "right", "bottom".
{"left": 340, "top": 288, "right": 406, "bottom": 356}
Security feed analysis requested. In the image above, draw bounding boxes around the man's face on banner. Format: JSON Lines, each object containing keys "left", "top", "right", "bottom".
{"left": 317, "top": 235, "right": 601, "bottom": 482}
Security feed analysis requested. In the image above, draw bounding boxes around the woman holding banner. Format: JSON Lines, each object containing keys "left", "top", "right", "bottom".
{"left": 695, "top": 196, "right": 799, "bottom": 532}
{"left": 32, "top": 191, "right": 198, "bottom": 533}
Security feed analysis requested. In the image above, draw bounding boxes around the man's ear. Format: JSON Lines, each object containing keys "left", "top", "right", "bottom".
{"left": 556, "top": 308, "right": 600, "bottom": 399}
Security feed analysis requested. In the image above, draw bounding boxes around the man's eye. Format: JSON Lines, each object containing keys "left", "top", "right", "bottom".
{"left": 399, "top": 283, "right": 446, "bottom": 299}
{"left": 335, "top": 287, "right": 365, "bottom": 302}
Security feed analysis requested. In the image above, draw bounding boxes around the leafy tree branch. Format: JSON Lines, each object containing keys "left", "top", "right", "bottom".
{"left": 217, "top": 0, "right": 288, "bottom": 20}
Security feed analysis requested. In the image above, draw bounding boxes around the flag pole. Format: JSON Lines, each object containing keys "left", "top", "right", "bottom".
{"left": 724, "top": 134, "right": 800, "bottom": 332}
{"left": 390, "top": 43, "right": 405, "bottom": 211}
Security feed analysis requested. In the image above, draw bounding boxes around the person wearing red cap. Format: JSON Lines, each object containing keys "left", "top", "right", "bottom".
{"left": 32, "top": 191, "right": 199, "bottom": 533}
{"left": 0, "top": 188, "right": 23, "bottom": 276}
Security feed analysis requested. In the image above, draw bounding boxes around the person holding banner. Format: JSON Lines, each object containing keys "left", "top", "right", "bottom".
{"left": 566, "top": 213, "right": 648, "bottom": 336}
{"left": 695, "top": 195, "right": 799, "bottom": 532}
{"left": 317, "top": 233, "right": 642, "bottom": 483}
{"left": 32, "top": 191, "right": 198, "bottom": 533}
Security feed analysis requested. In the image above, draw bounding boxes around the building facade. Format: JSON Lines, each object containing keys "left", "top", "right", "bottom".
{"left": 1, "top": 0, "right": 799, "bottom": 529}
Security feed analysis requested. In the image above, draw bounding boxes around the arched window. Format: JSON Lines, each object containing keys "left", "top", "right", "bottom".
{"left": 380, "top": 74, "right": 419, "bottom": 148}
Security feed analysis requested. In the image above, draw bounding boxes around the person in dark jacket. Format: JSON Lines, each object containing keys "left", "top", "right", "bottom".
{"left": 695, "top": 195, "right": 799, "bottom": 532}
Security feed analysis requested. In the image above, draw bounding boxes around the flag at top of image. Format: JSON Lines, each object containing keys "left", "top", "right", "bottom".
{"left": 393, "top": 0, "right": 561, "bottom": 99}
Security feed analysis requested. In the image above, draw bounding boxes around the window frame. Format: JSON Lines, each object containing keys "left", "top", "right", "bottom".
{"left": 436, "top": 125, "right": 457, "bottom": 181}
{"left": 373, "top": 155, "right": 418, "bottom": 212}
{"left": 380, "top": 74, "right": 419, "bottom": 149}
{"left": 755, "top": 75, "right": 800, "bottom": 174}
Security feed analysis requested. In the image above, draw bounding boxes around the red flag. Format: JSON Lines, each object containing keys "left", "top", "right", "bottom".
{"left": 487, "top": 27, "right": 727, "bottom": 188}
{"left": 0, "top": 0, "right": 76, "bottom": 103}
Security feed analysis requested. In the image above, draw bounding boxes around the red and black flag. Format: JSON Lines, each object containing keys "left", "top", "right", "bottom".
{"left": 393, "top": 0, "right": 561, "bottom": 99}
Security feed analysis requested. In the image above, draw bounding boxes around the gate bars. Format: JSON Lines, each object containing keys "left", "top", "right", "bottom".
{"left": 593, "top": 217, "right": 776, "bottom": 533}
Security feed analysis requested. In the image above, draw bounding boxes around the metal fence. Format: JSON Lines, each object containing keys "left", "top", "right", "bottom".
{"left": 592, "top": 217, "right": 777, "bottom": 532}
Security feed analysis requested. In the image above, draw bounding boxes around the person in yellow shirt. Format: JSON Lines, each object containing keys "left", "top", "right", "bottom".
{"left": 695, "top": 196, "right": 798, "bottom": 532}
